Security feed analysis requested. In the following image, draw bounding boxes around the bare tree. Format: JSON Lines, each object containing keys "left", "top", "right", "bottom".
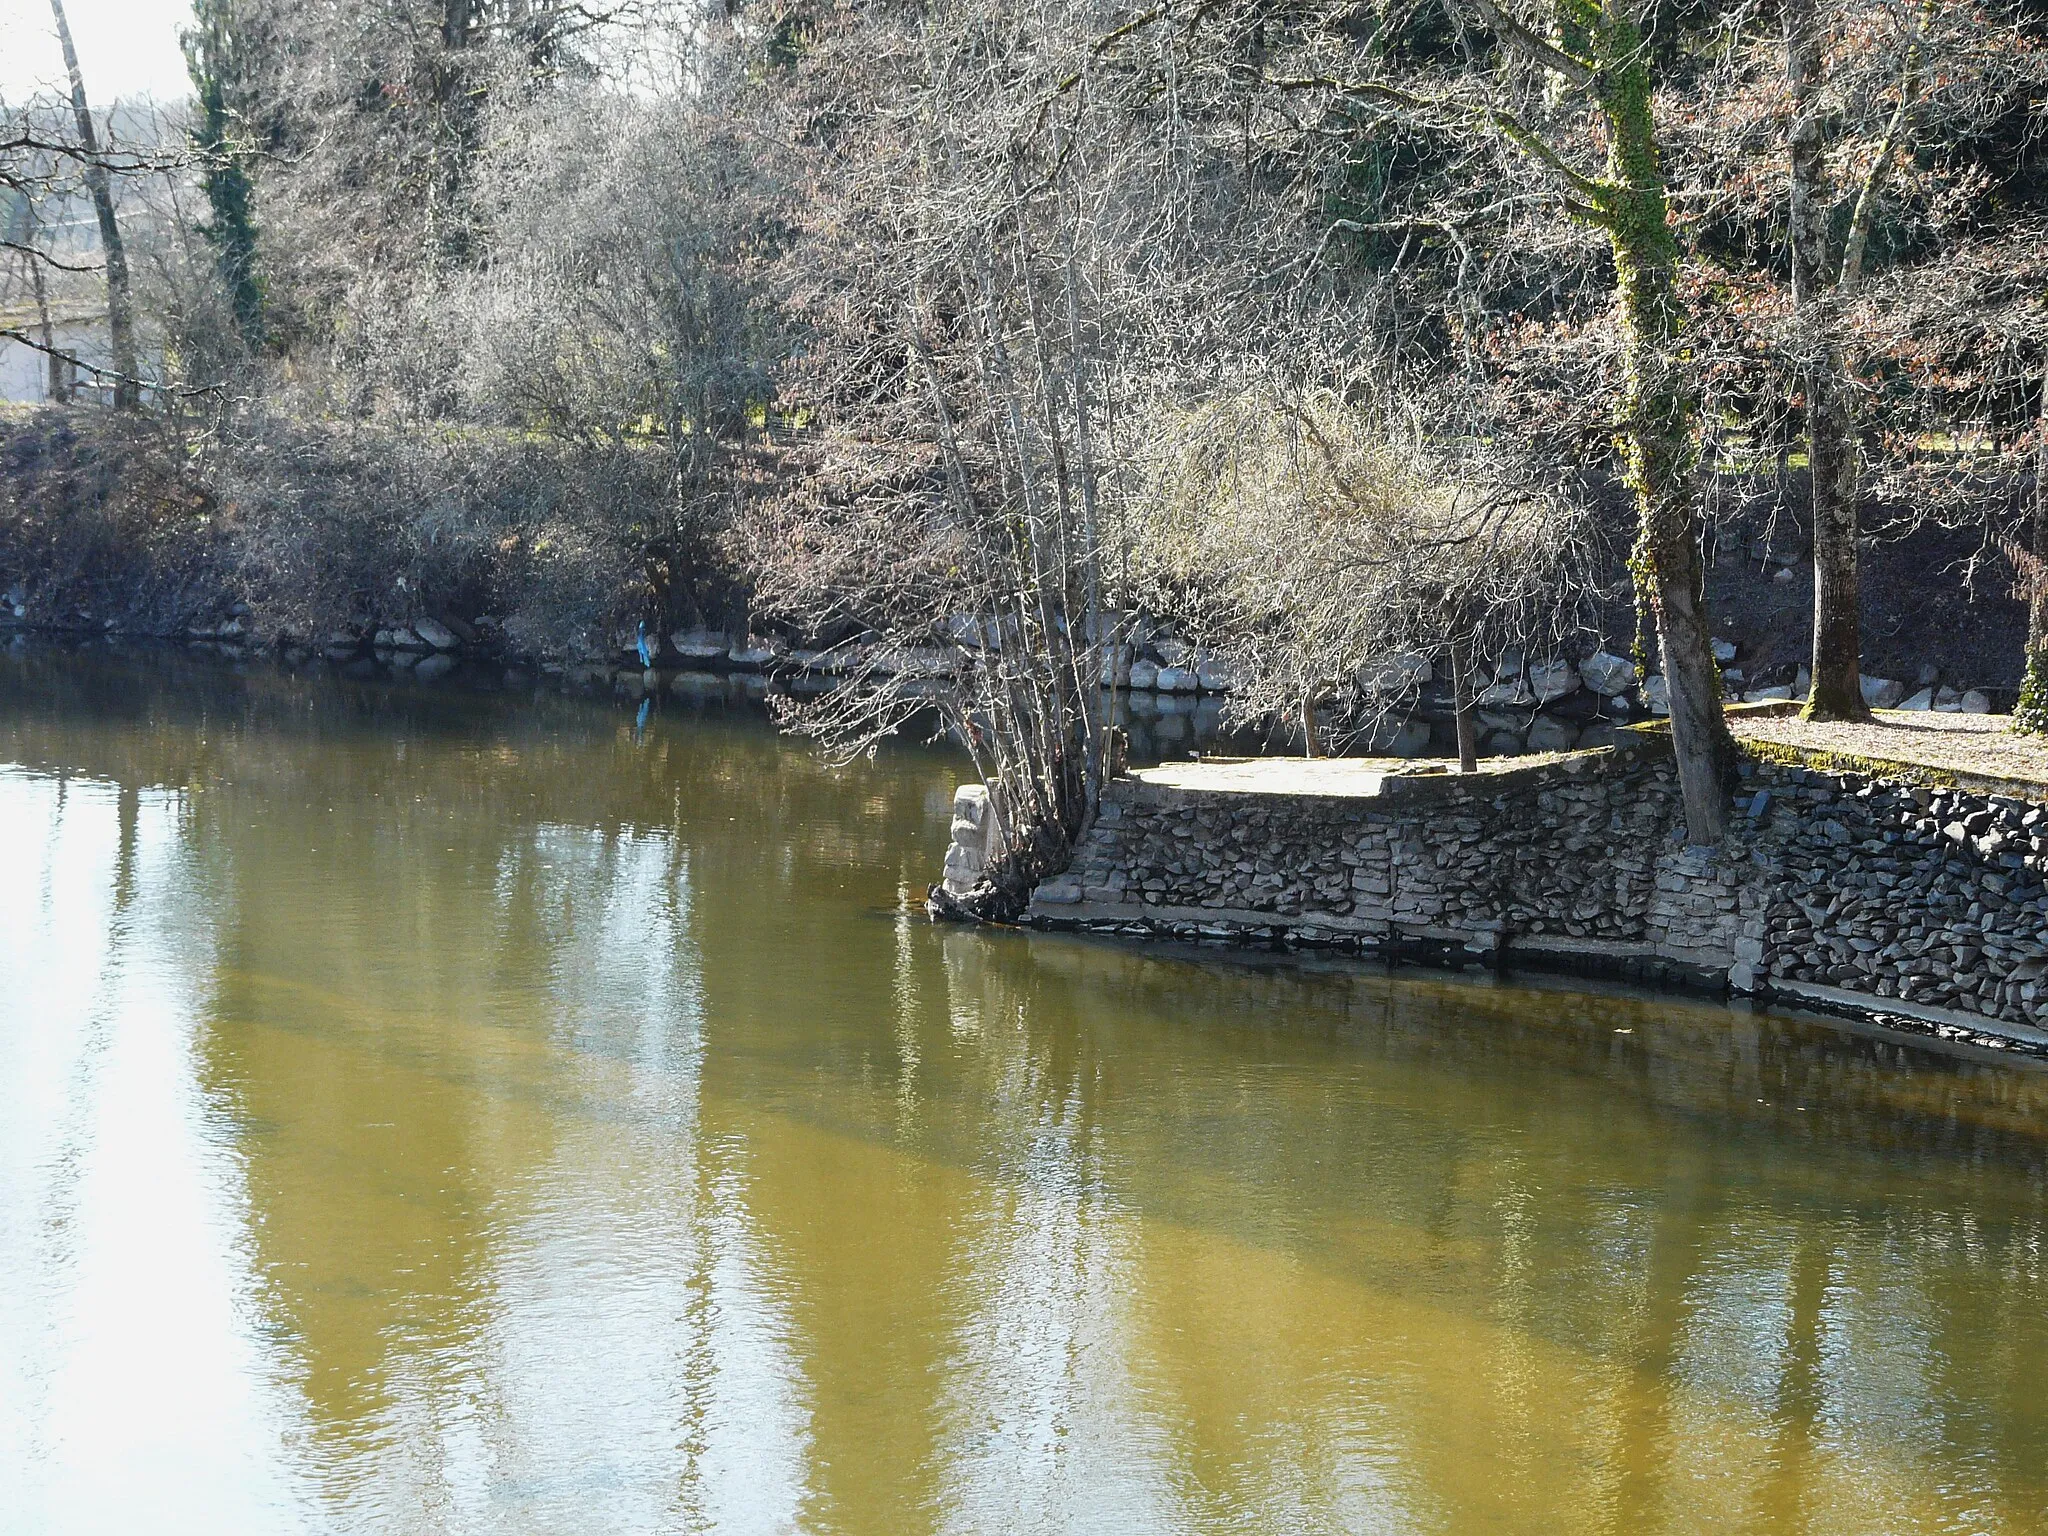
{"left": 1261, "top": 0, "right": 1732, "bottom": 841}
{"left": 3, "top": 195, "right": 68, "bottom": 400}
{"left": 2017, "top": 360, "right": 2048, "bottom": 734}
{"left": 48, "top": 0, "right": 138, "bottom": 409}
{"left": 743, "top": 2, "right": 1134, "bottom": 918}
{"left": 1132, "top": 378, "right": 1592, "bottom": 763}
{"left": 1687, "top": 0, "right": 2047, "bottom": 713}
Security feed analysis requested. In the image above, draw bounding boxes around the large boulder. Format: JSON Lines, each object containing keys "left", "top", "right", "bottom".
{"left": 671, "top": 628, "right": 730, "bottom": 661}
{"left": 1898, "top": 687, "right": 1935, "bottom": 711}
{"left": 729, "top": 634, "right": 787, "bottom": 668}
{"left": 1155, "top": 665, "right": 1200, "bottom": 693}
{"left": 871, "top": 645, "right": 958, "bottom": 679}
{"left": 1478, "top": 677, "right": 1535, "bottom": 708}
{"left": 1481, "top": 729, "right": 1524, "bottom": 757}
{"left": 1128, "top": 658, "right": 1160, "bottom": 691}
{"left": 1526, "top": 715, "right": 1580, "bottom": 753}
{"left": 1860, "top": 674, "right": 1906, "bottom": 708}
{"left": 1194, "top": 653, "right": 1237, "bottom": 692}
{"left": 1959, "top": 689, "right": 1992, "bottom": 714}
{"left": 1365, "top": 715, "right": 1432, "bottom": 757}
{"left": 1358, "top": 652, "right": 1433, "bottom": 694}
{"left": 412, "top": 617, "right": 460, "bottom": 651}
{"left": 1527, "top": 659, "right": 1580, "bottom": 703}
{"left": 1711, "top": 637, "right": 1739, "bottom": 664}
{"left": 1641, "top": 674, "right": 1671, "bottom": 716}
{"left": 1575, "top": 721, "right": 1622, "bottom": 751}
{"left": 1579, "top": 650, "right": 1636, "bottom": 696}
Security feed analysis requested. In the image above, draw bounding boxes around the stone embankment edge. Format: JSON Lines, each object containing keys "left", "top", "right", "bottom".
{"left": 1013, "top": 732, "right": 2048, "bottom": 1064}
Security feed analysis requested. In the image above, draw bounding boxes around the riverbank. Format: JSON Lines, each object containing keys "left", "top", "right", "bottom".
{"left": 4, "top": 405, "right": 2036, "bottom": 751}
{"left": 1019, "top": 729, "right": 2048, "bottom": 1063}
{"left": 0, "top": 405, "right": 739, "bottom": 667}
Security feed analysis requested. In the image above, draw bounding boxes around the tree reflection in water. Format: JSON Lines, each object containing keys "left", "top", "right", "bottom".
{"left": 2, "top": 642, "right": 2045, "bottom": 1535}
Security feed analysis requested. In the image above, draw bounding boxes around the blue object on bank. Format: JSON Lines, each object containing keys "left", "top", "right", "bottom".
{"left": 636, "top": 620, "right": 655, "bottom": 668}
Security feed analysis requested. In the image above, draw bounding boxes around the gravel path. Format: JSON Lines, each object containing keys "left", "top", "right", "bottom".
{"left": 1732, "top": 710, "right": 2048, "bottom": 789}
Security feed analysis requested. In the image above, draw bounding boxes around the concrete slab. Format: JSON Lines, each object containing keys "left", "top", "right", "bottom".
{"left": 1129, "top": 757, "right": 1410, "bottom": 797}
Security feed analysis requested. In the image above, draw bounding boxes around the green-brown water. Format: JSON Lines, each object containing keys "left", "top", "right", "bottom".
{"left": 5, "top": 644, "right": 2048, "bottom": 1535}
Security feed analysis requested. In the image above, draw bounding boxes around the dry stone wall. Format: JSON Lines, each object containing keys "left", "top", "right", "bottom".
{"left": 1022, "top": 742, "right": 2048, "bottom": 1051}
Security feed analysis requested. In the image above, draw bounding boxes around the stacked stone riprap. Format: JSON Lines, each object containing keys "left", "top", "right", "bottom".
{"left": 1019, "top": 740, "right": 2048, "bottom": 1045}
{"left": 1032, "top": 747, "right": 1754, "bottom": 988}
{"left": 1751, "top": 774, "right": 2048, "bottom": 1020}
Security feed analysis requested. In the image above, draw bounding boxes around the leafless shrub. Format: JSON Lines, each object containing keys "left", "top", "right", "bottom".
{"left": 1130, "top": 377, "right": 1593, "bottom": 747}
{"left": 0, "top": 406, "right": 722, "bottom": 650}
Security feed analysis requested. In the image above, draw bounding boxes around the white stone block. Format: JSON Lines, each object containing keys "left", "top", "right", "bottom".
{"left": 1580, "top": 651, "right": 1636, "bottom": 695}
{"left": 1528, "top": 660, "right": 1580, "bottom": 703}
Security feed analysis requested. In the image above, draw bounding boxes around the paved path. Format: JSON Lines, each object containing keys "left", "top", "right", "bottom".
{"left": 1131, "top": 757, "right": 1417, "bottom": 797}
{"left": 1732, "top": 710, "right": 2048, "bottom": 791}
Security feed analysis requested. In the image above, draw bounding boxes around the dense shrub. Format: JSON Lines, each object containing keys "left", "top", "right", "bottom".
{"left": 0, "top": 407, "right": 738, "bottom": 655}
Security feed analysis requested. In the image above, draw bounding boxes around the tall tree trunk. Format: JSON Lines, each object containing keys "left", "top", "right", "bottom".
{"left": 26, "top": 240, "right": 66, "bottom": 402}
{"left": 1786, "top": 0, "right": 1868, "bottom": 720}
{"left": 2035, "top": 370, "right": 2048, "bottom": 651}
{"left": 2020, "top": 364, "right": 2048, "bottom": 735}
{"left": 50, "top": 0, "right": 138, "bottom": 410}
{"left": 1451, "top": 637, "right": 1479, "bottom": 774}
{"left": 2032, "top": 406, "right": 2048, "bottom": 660}
{"left": 1803, "top": 351, "right": 1867, "bottom": 718}
{"left": 1596, "top": 16, "right": 1729, "bottom": 844}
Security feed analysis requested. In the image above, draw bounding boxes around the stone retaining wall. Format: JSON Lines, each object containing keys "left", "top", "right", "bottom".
{"left": 1021, "top": 741, "right": 2048, "bottom": 1053}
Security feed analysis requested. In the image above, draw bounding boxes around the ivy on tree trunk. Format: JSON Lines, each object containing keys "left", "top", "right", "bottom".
{"left": 1588, "top": 2, "right": 1731, "bottom": 844}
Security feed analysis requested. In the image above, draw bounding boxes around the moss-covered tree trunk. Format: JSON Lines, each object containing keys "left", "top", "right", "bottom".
{"left": 2020, "top": 370, "right": 2048, "bottom": 735}
{"left": 1593, "top": 9, "right": 1730, "bottom": 844}
{"left": 1802, "top": 356, "right": 1867, "bottom": 718}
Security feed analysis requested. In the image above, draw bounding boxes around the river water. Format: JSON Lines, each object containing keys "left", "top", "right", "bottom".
{"left": 4, "top": 644, "right": 2047, "bottom": 1535}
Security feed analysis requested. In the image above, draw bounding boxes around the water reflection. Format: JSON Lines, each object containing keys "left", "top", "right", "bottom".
{"left": 2, "top": 644, "right": 2047, "bottom": 1535}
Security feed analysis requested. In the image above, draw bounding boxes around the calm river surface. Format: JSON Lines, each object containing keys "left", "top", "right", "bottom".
{"left": 5, "top": 645, "right": 2048, "bottom": 1535}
